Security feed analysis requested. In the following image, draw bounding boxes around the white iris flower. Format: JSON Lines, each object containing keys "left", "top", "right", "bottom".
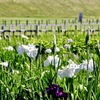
{"left": 58, "top": 66, "right": 75, "bottom": 78}
{"left": 17, "top": 44, "right": 38, "bottom": 58}
{"left": 17, "top": 45, "right": 26, "bottom": 55}
{"left": 79, "top": 59, "right": 94, "bottom": 72}
{"left": 44, "top": 55, "right": 61, "bottom": 67}
{"left": 58, "top": 59, "right": 80, "bottom": 78}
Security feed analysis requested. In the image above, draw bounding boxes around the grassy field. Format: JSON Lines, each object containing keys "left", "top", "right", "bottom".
{"left": 0, "top": 0, "right": 100, "bottom": 18}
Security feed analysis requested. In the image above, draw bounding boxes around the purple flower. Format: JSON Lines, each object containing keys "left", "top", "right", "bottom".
{"left": 64, "top": 44, "right": 71, "bottom": 49}
{"left": 46, "top": 84, "right": 69, "bottom": 100}
{"left": 56, "top": 92, "right": 69, "bottom": 99}
{"left": 66, "top": 39, "right": 73, "bottom": 43}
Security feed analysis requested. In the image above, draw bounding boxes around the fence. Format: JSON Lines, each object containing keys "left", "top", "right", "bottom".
{"left": 0, "top": 19, "right": 100, "bottom": 36}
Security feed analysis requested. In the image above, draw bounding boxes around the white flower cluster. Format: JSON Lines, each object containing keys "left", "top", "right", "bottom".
{"left": 17, "top": 44, "right": 38, "bottom": 58}
{"left": 79, "top": 59, "right": 94, "bottom": 72}
{"left": 58, "top": 59, "right": 94, "bottom": 78}
{"left": 44, "top": 55, "right": 61, "bottom": 68}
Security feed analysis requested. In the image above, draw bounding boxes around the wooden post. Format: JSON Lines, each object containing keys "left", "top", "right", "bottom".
{"left": 68, "top": 19, "right": 70, "bottom": 23}
{"left": 41, "top": 20, "right": 43, "bottom": 24}
{"left": 91, "top": 24, "right": 94, "bottom": 32}
{"left": 92, "top": 19, "right": 94, "bottom": 23}
{"left": 19, "top": 20, "right": 21, "bottom": 25}
{"left": 44, "top": 25, "right": 47, "bottom": 33}
{"left": 75, "top": 24, "right": 77, "bottom": 30}
{"left": 60, "top": 26, "right": 62, "bottom": 32}
{"left": 41, "top": 25, "right": 44, "bottom": 33}
{"left": 98, "top": 25, "right": 100, "bottom": 31}
{"left": 64, "top": 20, "right": 66, "bottom": 25}
{"left": 4, "top": 20, "right": 6, "bottom": 26}
{"left": 34, "top": 20, "right": 36, "bottom": 24}
{"left": 62, "top": 19, "right": 64, "bottom": 24}
{"left": 89, "top": 20, "right": 91, "bottom": 24}
{"left": 11, "top": 24, "right": 15, "bottom": 36}
{"left": 1, "top": 25, "right": 5, "bottom": 36}
{"left": 72, "top": 20, "right": 74, "bottom": 23}
{"left": 35, "top": 25, "right": 39, "bottom": 35}
{"left": 24, "top": 24, "right": 26, "bottom": 35}
{"left": 46, "top": 20, "right": 48, "bottom": 25}
{"left": 11, "top": 20, "right": 13, "bottom": 24}
{"left": 57, "top": 26, "right": 61, "bottom": 33}
{"left": 55, "top": 19, "right": 57, "bottom": 24}
{"left": 19, "top": 25, "right": 22, "bottom": 36}
{"left": 64, "top": 23, "right": 67, "bottom": 33}
{"left": 48, "top": 19, "right": 50, "bottom": 24}
{"left": 26, "top": 20, "right": 28, "bottom": 26}
{"left": 63, "top": 20, "right": 66, "bottom": 34}
{"left": 96, "top": 19, "right": 99, "bottom": 24}
{"left": 30, "top": 25, "right": 32, "bottom": 37}
{"left": 0, "top": 25, "right": 5, "bottom": 36}
{"left": 8, "top": 25, "right": 10, "bottom": 37}
{"left": 38, "top": 20, "right": 40, "bottom": 25}
{"left": 75, "top": 17, "right": 77, "bottom": 23}
{"left": 15, "top": 20, "right": 18, "bottom": 26}
{"left": 51, "top": 25, "right": 53, "bottom": 32}
{"left": 86, "top": 19, "right": 88, "bottom": 23}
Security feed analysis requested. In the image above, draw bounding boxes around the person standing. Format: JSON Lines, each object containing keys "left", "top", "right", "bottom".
{"left": 78, "top": 13, "right": 83, "bottom": 24}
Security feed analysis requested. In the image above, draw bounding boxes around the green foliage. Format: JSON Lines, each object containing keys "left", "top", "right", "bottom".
{"left": 0, "top": 32, "right": 100, "bottom": 100}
